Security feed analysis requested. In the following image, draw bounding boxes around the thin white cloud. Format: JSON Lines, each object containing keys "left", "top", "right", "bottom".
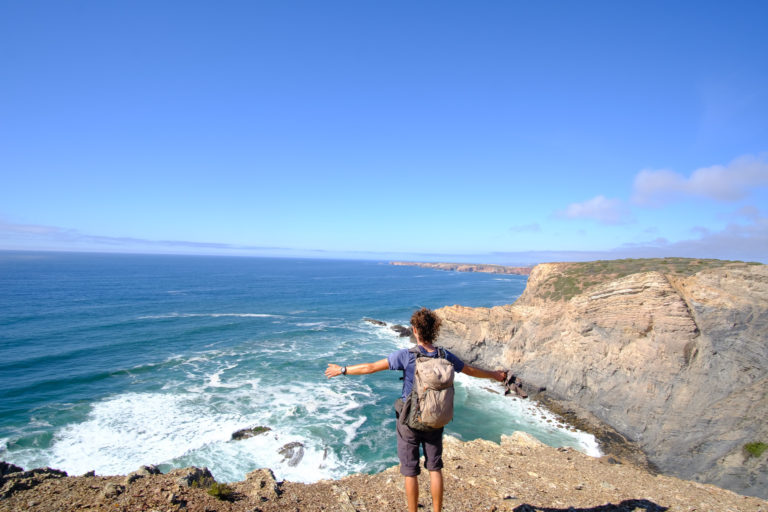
{"left": 0, "top": 220, "right": 71, "bottom": 236}
{"left": 633, "top": 154, "right": 768, "bottom": 205}
{"left": 560, "top": 195, "right": 630, "bottom": 225}
{"left": 0, "top": 220, "right": 293, "bottom": 253}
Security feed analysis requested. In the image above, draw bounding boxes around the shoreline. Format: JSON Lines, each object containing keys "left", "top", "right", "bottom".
{"left": 534, "top": 393, "right": 658, "bottom": 473}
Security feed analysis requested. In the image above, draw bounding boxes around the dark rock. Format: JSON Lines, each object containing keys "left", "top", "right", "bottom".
{"left": 390, "top": 324, "right": 413, "bottom": 337}
{"left": 363, "top": 318, "right": 387, "bottom": 326}
{"left": 173, "top": 467, "right": 215, "bottom": 488}
{"left": 125, "top": 464, "right": 161, "bottom": 485}
{"left": 0, "top": 462, "right": 23, "bottom": 479}
{"left": 232, "top": 425, "right": 272, "bottom": 440}
{"left": 279, "top": 442, "right": 305, "bottom": 467}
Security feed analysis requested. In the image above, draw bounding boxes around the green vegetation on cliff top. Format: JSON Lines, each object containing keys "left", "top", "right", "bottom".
{"left": 538, "top": 257, "right": 762, "bottom": 302}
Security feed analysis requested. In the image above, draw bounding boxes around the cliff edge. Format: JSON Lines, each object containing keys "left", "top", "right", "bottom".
{"left": 3, "top": 433, "right": 766, "bottom": 511}
{"left": 435, "top": 258, "right": 768, "bottom": 499}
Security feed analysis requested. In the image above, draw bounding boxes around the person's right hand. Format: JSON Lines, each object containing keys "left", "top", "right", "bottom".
{"left": 491, "top": 370, "right": 507, "bottom": 382}
{"left": 325, "top": 363, "right": 343, "bottom": 379}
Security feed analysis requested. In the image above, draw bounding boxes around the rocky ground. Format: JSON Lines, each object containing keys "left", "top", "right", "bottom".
{"left": 2, "top": 433, "right": 766, "bottom": 512}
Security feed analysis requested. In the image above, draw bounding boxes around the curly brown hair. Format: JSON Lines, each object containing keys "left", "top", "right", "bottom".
{"left": 410, "top": 307, "right": 442, "bottom": 344}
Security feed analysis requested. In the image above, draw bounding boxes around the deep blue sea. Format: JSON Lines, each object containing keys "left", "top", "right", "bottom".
{"left": 0, "top": 251, "right": 598, "bottom": 483}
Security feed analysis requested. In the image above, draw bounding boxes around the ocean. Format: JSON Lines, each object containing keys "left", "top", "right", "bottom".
{"left": 0, "top": 251, "right": 598, "bottom": 483}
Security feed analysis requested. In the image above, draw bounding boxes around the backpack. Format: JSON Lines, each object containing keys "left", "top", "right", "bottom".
{"left": 399, "top": 347, "right": 455, "bottom": 431}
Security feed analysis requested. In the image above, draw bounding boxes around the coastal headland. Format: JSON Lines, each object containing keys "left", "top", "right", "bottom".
{"left": 3, "top": 257, "right": 767, "bottom": 510}
{"left": 432, "top": 257, "right": 768, "bottom": 500}
{"left": 390, "top": 261, "right": 533, "bottom": 275}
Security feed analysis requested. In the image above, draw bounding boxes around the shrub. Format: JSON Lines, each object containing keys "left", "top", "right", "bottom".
{"left": 744, "top": 442, "right": 768, "bottom": 458}
{"left": 208, "top": 481, "right": 236, "bottom": 501}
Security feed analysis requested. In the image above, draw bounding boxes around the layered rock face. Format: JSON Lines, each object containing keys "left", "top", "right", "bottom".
{"left": 435, "top": 261, "right": 768, "bottom": 499}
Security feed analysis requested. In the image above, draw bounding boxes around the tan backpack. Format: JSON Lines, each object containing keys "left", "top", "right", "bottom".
{"left": 401, "top": 347, "right": 455, "bottom": 430}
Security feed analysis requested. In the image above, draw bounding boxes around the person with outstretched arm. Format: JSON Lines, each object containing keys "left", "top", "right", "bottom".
{"left": 325, "top": 307, "right": 506, "bottom": 512}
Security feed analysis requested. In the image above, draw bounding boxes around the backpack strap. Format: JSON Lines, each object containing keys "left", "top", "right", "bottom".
{"left": 410, "top": 346, "right": 447, "bottom": 359}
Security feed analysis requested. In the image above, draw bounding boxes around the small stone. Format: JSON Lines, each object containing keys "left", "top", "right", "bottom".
{"left": 103, "top": 482, "right": 125, "bottom": 498}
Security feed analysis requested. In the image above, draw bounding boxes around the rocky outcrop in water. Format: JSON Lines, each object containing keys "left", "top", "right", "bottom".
{"left": 231, "top": 426, "right": 271, "bottom": 440}
{"left": 434, "top": 259, "right": 768, "bottom": 499}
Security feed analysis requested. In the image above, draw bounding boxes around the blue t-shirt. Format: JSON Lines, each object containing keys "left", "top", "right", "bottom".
{"left": 388, "top": 345, "right": 465, "bottom": 400}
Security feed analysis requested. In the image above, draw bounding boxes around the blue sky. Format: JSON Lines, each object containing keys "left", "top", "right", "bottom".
{"left": 1, "top": 1, "right": 767, "bottom": 264}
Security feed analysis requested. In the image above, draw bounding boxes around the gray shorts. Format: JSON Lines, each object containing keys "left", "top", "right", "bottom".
{"left": 395, "top": 420, "right": 444, "bottom": 476}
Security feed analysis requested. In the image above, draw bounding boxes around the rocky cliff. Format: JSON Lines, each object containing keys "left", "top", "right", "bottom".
{"left": 434, "top": 258, "right": 768, "bottom": 499}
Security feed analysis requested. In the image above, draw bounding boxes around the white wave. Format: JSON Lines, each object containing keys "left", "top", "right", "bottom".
{"left": 296, "top": 322, "right": 329, "bottom": 330}
{"left": 454, "top": 372, "right": 601, "bottom": 457}
{"left": 205, "top": 363, "right": 240, "bottom": 388}
{"left": 138, "top": 313, "right": 279, "bottom": 320}
{"left": 208, "top": 370, "right": 222, "bottom": 387}
{"left": 343, "top": 416, "right": 367, "bottom": 445}
{"left": 39, "top": 384, "right": 366, "bottom": 483}
{"left": 46, "top": 392, "right": 243, "bottom": 476}
{"left": 359, "top": 319, "right": 409, "bottom": 345}
{"left": 188, "top": 434, "right": 344, "bottom": 483}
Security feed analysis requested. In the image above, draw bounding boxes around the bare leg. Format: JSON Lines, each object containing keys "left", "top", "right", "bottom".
{"left": 405, "top": 475, "right": 419, "bottom": 512}
{"left": 429, "top": 470, "right": 443, "bottom": 512}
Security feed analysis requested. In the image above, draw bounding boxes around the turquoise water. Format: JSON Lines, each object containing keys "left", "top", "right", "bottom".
{"left": 0, "top": 251, "right": 598, "bottom": 482}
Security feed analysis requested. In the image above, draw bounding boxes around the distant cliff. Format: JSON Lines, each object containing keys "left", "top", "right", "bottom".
{"left": 390, "top": 261, "right": 532, "bottom": 275}
{"left": 434, "top": 258, "right": 768, "bottom": 499}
